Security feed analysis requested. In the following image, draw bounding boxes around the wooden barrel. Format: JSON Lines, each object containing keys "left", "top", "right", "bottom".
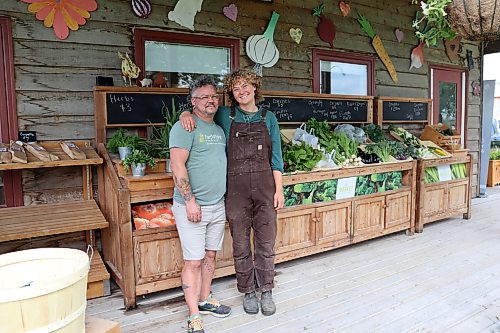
{"left": 448, "top": 0, "right": 500, "bottom": 41}
{"left": 0, "top": 248, "right": 90, "bottom": 333}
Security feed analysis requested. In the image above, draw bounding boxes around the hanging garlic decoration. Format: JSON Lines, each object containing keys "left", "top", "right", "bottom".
{"left": 245, "top": 11, "right": 280, "bottom": 76}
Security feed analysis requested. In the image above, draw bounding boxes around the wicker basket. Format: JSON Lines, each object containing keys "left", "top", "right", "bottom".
{"left": 448, "top": 0, "right": 500, "bottom": 41}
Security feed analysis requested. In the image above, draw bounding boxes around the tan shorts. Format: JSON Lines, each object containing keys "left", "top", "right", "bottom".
{"left": 172, "top": 199, "right": 226, "bottom": 260}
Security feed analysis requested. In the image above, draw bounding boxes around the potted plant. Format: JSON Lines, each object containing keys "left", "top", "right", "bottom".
{"left": 106, "top": 128, "right": 149, "bottom": 160}
{"left": 411, "top": 0, "right": 456, "bottom": 47}
{"left": 122, "top": 149, "right": 157, "bottom": 177}
{"left": 150, "top": 99, "right": 181, "bottom": 172}
{"left": 487, "top": 148, "right": 500, "bottom": 187}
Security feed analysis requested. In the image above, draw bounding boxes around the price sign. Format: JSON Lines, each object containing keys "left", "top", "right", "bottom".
{"left": 437, "top": 165, "right": 452, "bottom": 182}
{"left": 336, "top": 177, "right": 357, "bottom": 200}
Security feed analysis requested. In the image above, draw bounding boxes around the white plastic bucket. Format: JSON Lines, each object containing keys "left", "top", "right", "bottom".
{"left": 0, "top": 248, "right": 90, "bottom": 333}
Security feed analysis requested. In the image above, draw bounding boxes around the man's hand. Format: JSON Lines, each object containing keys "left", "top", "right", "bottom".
{"left": 274, "top": 188, "right": 284, "bottom": 210}
{"left": 180, "top": 111, "right": 196, "bottom": 132}
{"left": 186, "top": 199, "right": 201, "bottom": 223}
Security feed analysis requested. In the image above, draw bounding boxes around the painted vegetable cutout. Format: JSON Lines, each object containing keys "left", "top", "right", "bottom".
{"left": 131, "top": 0, "right": 152, "bottom": 18}
{"left": 246, "top": 11, "right": 280, "bottom": 76}
{"left": 357, "top": 12, "right": 398, "bottom": 82}
{"left": 312, "top": 4, "right": 336, "bottom": 48}
{"left": 339, "top": 1, "right": 350, "bottom": 17}
{"left": 410, "top": 42, "right": 424, "bottom": 70}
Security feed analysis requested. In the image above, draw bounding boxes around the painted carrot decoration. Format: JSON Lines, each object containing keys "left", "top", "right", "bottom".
{"left": 356, "top": 12, "right": 398, "bottom": 83}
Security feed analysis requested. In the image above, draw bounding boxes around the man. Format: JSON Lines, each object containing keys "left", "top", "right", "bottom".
{"left": 170, "top": 76, "right": 230, "bottom": 333}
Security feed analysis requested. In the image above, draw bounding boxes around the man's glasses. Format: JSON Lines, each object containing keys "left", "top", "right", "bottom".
{"left": 192, "top": 94, "right": 220, "bottom": 103}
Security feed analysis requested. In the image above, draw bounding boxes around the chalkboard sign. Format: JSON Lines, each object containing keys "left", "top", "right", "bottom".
{"left": 105, "top": 92, "right": 190, "bottom": 125}
{"left": 260, "top": 94, "right": 371, "bottom": 123}
{"left": 381, "top": 100, "right": 429, "bottom": 122}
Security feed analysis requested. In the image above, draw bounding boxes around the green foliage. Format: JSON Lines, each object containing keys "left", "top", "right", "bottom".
{"left": 424, "top": 166, "right": 440, "bottom": 183}
{"left": 356, "top": 11, "right": 375, "bottom": 39}
{"left": 122, "top": 149, "right": 157, "bottom": 171}
{"left": 355, "top": 171, "right": 403, "bottom": 195}
{"left": 283, "top": 179, "right": 338, "bottom": 207}
{"left": 412, "top": 0, "right": 456, "bottom": 47}
{"left": 363, "top": 124, "right": 387, "bottom": 143}
{"left": 282, "top": 141, "right": 323, "bottom": 173}
{"left": 490, "top": 149, "right": 500, "bottom": 160}
{"left": 365, "top": 142, "right": 393, "bottom": 162}
{"left": 150, "top": 99, "right": 181, "bottom": 159}
{"left": 330, "top": 133, "right": 359, "bottom": 164}
{"left": 106, "top": 128, "right": 149, "bottom": 154}
{"left": 451, "top": 163, "right": 467, "bottom": 179}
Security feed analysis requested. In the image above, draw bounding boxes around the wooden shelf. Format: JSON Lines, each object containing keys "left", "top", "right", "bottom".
{"left": 0, "top": 200, "right": 108, "bottom": 242}
{"left": 0, "top": 141, "right": 102, "bottom": 171}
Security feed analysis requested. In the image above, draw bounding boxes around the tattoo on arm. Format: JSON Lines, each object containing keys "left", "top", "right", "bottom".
{"left": 174, "top": 175, "right": 194, "bottom": 202}
{"left": 202, "top": 258, "right": 215, "bottom": 274}
{"left": 182, "top": 283, "right": 190, "bottom": 290}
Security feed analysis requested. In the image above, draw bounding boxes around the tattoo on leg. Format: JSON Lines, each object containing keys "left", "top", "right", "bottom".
{"left": 182, "top": 283, "right": 191, "bottom": 290}
{"left": 173, "top": 175, "right": 194, "bottom": 202}
{"left": 202, "top": 258, "right": 215, "bottom": 274}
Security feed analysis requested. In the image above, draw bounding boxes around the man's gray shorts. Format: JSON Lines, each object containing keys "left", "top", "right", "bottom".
{"left": 172, "top": 199, "right": 226, "bottom": 260}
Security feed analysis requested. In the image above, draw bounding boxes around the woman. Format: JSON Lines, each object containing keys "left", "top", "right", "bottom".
{"left": 180, "top": 69, "right": 284, "bottom": 316}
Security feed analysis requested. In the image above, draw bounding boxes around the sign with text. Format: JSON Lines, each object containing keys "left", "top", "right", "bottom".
{"left": 380, "top": 99, "right": 429, "bottom": 122}
{"left": 336, "top": 177, "right": 357, "bottom": 200}
{"left": 437, "top": 165, "right": 452, "bottom": 181}
{"left": 261, "top": 93, "right": 371, "bottom": 123}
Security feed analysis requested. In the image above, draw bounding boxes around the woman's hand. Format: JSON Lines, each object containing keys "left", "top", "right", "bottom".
{"left": 274, "top": 188, "right": 284, "bottom": 210}
{"left": 180, "top": 111, "right": 196, "bottom": 132}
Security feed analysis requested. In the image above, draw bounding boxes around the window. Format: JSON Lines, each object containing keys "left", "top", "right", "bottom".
{"left": 134, "top": 30, "right": 239, "bottom": 88}
{"left": 312, "top": 49, "right": 375, "bottom": 96}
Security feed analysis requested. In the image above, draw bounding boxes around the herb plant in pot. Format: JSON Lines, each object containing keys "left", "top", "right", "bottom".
{"left": 106, "top": 128, "right": 148, "bottom": 161}
{"left": 122, "top": 149, "right": 157, "bottom": 177}
{"left": 149, "top": 99, "right": 181, "bottom": 172}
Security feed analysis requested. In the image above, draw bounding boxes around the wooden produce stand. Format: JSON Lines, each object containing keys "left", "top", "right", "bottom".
{"left": 415, "top": 154, "right": 472, "bottom": 232}
{"left": 0, "top": 141, "right": 110, "bottom": 299}
{"left": 277, "top": 160, "right": 417, "bottom": 262}
{"left": 94, "top": 87, "right": 416, "bottom": 309}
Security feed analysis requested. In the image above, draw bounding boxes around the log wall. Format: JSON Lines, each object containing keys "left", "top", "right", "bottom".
{"left": 0, "top": 0, "right": 482, "bottom": 203}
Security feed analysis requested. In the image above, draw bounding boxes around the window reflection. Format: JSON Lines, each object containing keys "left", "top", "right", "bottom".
{"left": 144, "top": 41, "right": 231, "bottom": 88}
{"left": 320, "top": 60, "right": 368, "bottom": 95}
{"left": 439, "top": 82, "right": 457, "bottom": 128}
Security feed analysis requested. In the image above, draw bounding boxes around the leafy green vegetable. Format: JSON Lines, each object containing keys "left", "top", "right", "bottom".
{"left": 490, "top": 149, "right": 500, "bottom": 161}
{"left": 363, "top": 124, "right": 387, "bottom": 143}
{"left": 282, "top": 141, "right": 323, "bottom": 173}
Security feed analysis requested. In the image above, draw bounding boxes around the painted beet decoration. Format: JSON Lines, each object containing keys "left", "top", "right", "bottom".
{"left": 410, "top": 42, "right": 424, "bottom": 70}
{"left": 246, "top": 11, "right": 280, "bottom": 76}
{"left": 312, "top": 4, "right": 336, "bottom": 48}
{"left": 131, "top": 0, "right": 152, "bottom": 18}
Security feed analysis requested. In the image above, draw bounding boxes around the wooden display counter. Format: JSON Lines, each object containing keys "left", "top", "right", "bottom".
{"left": 415, "top": 154, "right": 472, "bottom": 232}
{"left": 97, "top": 142, "right": 416, "bottom": 308}
{"left": 0, "top": 141, "right": 110, "bottom": 299}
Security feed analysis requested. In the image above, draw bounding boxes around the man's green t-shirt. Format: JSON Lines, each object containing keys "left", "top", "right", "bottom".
{"left": 169, "top": 116, "right": 227, "bottom": 205}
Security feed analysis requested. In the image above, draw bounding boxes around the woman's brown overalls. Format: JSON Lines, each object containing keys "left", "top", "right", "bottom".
{"left": 225, "top": 107, "right": 277, "bottom": 294}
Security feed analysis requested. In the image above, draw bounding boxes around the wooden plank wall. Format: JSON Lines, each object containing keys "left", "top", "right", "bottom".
{"left": 0, "top": 0, "right": 481, "bottom": 203}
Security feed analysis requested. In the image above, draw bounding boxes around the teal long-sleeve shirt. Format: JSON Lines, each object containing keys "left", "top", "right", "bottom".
{"left": 214, "top": 106, "right": 284, "bottom": 173}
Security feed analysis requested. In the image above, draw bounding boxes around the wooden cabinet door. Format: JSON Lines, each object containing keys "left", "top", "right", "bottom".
{"left": 422, "top": 183, "right": 447, "bottom": 217}
{"left": 352, "top": 196, "right": 384, "bottom": 238}
{"left": 215, "top": 224, "right": 234, "bottom": 268}
{"left": 276, "top": 207, "right": 316, "bottom": 255}
{"left": 133, "top": 230, "right": 183, "bottom": 285}
{"left": 316, "top": 201, "right": 351, "bottom": 245}
{"left": 385, "top": 190, "right": 412, "bottom": 229}
{"left": 448, "top": 180, "right": 469, "bottom": 211}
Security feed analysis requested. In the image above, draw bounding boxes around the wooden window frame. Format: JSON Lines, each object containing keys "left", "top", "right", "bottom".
{"left": 133, "top": 29, "right": 240, "bottom": 82}
{"left": 0, "top": 17, "right": 22, "bottom": 207}
{"left": 312, "top": 49, "right": 375, "bottom": 96}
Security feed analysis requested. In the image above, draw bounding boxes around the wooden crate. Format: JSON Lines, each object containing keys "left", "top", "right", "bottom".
{"left": 420, "top": 125, "right": 461, "bottom": 146}
{"left": 114, "top": 158, "right": 168, "bottom": 177}
{"left": 86, "top": 316, "right": 120, "bottom": 333}
{"left": 87, "top": 250, "right": 111, "bottom": 299}
{"left": 487, "top": 160, "right": 500, "bottom": 187}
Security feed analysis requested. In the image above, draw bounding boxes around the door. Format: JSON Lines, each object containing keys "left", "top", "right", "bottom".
{"left": 0, "top": 17, "right": 21, "bottom": 207}
{"left": 431, "top": 65, "right": 466, "bottom": 143}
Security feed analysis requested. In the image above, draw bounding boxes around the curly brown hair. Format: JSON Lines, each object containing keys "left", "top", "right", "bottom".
{"left": 223, "top": 69, "right": 263, "bottom": 106}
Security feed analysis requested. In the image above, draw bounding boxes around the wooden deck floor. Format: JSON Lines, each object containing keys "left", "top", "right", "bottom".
{"left": 87, "top": 192, "right": 500, "bottom": 333}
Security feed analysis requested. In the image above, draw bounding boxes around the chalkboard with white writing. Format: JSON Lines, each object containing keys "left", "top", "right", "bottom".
{"left": 259, "top": 93, "right": 372, "bottom": 123}
{"left": 382, "top": 100, "right": 428, "bottom": 121}
{"left": 105, "top": 91, "right": 190, "bottom": 126}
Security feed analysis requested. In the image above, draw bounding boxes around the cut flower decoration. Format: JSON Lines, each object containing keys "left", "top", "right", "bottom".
{"left": 21, "top": 0, "right": 98, "bottom": 40}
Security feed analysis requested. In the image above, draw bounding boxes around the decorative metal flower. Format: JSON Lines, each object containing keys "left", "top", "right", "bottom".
{"left": 21, "top": 0, "right": 98, "bottom": 40}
